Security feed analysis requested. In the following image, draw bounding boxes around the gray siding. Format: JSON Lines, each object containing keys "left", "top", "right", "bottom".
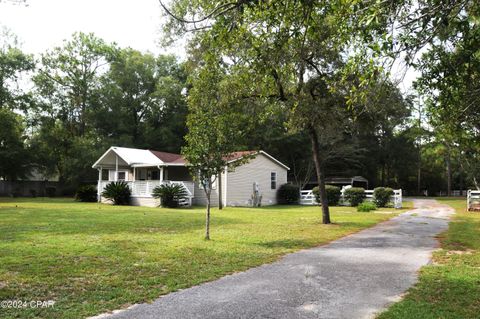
{"left": 225, "top": 154, "right": 288, "bottom": 206}
{"left": 192, "top": 180, "right": 219, "bottom": 206}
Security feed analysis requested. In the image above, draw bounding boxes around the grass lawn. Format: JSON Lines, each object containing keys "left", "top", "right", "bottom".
{"left": 378, "top": 198, "right": 480, "bottom": 319}
{"left": 0, "top": 198, "right": 408, "bottom": 319}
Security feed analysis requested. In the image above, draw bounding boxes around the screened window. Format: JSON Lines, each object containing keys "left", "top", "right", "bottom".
{"left": 117, "top": 171, "right": 126, "bottom": 181}
{"left": 271, "top": 172, "right": 277, "bottom": 189}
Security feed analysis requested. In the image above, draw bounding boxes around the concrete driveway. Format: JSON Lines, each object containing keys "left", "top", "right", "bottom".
{"left": 95, "top": 199, "right": 453, "bottom": 319}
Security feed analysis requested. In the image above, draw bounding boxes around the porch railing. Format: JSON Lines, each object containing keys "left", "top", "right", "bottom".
{"left": 97, "top": 180, "right": 195, "bottom": 198}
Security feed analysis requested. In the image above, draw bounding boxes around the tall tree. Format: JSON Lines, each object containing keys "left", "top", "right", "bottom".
{"left": 99, "top": 51, "right": 188, "bottom": 150}
{"left": 161, "top": 0, "right": 392, "bottom": 224}
{"left": 0, "top": 29, "right": 33, "bottom": 180}
{"left": 31, "top": 32, "right": 115, "bottom": 184}
{"left": 182, "top": 57, "right": 247, "bottom": 239}
{"left": 411, "top": 1, "right": 480, "bottom": 190}
{"left": 0, "top": 108, "right": 29, "bottom": 180}
{"left": 34, "top": 32, "right": 115, "bottom": 137}
{"left": 0, "top": 28, "right": 34, "bottom": 110}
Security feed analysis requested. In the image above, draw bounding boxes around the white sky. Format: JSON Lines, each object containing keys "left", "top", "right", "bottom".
{"left": 0, "top": 0, "right": 417, "bottom": 91}
{"left": 0, "top": 0, "right": 181, "bottom": 55}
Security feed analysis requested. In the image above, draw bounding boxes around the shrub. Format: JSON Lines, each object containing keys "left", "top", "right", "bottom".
{"left": 101, "top": 181, "right": 131, "bottom": 205}
{"left": 45, "top": 187, "right": 56, "bottom": 197}
{"left": 343, "top": 187, "right": 366, "bottom": 206}
{"left": 152, "top": 183, "right": 188, "bottom": 208}
{"left": 75, "top": 185, "right": 97, "bottom": 202}
{"left": 277, "top": 184, "right": 300, "bottom": 204}
{"left": 357, "top": 201, "right": 377, "bottom": 212}
{"left": 312, "top": 185, "right": 341, "bottom": 206}
{"left": 373, "top": 187, "right": 394, "bottom": 207}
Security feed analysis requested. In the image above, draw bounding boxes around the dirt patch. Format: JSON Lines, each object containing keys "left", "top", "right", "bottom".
{"left": 446, "top": 249, "right": 474, "bottom": 255}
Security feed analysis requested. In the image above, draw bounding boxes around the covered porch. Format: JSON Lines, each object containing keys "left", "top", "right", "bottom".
{"left": 93, "top": 147, "right": 194, "bottom": 206}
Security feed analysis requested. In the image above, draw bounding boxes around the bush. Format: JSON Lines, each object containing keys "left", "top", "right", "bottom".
{"left": 343, "top": 187, "right": 366, "bottom": 206}
{"left": 45, "top": 187, "right": 56, "bottom": 197}
{"left": 101, "top": 181, "right": 131, "bottom": 205}
{"left": 312, "top": 185, "right": 341, "bottom": 206}
{"left": 276, "top": 184, "right": 300, "bottom": 204}
{"left": 373, "top": 187, "right": 394, "bottom": 207}
{"left": 152, "top": 183, "right": 188, "bottom": 208}
{"left": 357, "top": 201, "right": 377, "bottom": 212}
{"left": 75, "top": 185, "right": 97, "bottom": 202}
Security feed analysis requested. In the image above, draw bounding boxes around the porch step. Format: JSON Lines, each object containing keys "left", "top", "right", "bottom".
{"left": 177, "top": 197, "right": 193, "bottom": 207}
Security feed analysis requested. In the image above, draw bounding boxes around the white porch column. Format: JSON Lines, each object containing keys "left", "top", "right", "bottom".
{"left": 160, "top": 167, "right": 164, "bottom": 183}
{"left": 133, "top": 167, "right": 136, "bottom": 181}
{"left": 97, "top": 167, "right": 102, "bottom": 202}
{"left": 115, "top": 155, "right": 119, "bottom": 181}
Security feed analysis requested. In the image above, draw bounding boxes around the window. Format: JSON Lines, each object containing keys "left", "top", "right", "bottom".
{"left": 117, "top": 171, "right": 126, "bottom": 181}
{"left": 101, "top": 170, "right": 109, "bottom": 181}
{"left": 151, "top": 170, "right": 159, "bottom": 180}
{"left": 271, "top": 172, "right": 277, "bottom": 189}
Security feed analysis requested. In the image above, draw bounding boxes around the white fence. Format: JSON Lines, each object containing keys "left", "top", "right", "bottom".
{"left": 300, "top": 190, "right": 317, "bottom": 205}
{"left": 467, "top": 190, "right": 480, "bottom": 211}
{"left": 300, "top": 188, "right": 402, "bottom": 208}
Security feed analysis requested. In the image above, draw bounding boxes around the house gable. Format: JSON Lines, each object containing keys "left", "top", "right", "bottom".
{"left": 225, "top": 153, "right": 288, "bottom": 206}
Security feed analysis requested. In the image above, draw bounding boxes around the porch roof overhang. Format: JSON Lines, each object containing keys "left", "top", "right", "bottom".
{"left": 92, "top": 146, "right": 164, "bottom": 169}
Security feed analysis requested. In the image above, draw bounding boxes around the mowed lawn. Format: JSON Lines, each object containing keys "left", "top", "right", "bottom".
{"left": 378, "top": 198, "right": 480, "bottom": 319}
{"left": 0, "top": 198, "right": 406, "bottom": 319}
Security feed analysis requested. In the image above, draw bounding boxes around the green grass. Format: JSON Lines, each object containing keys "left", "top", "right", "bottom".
{"left": 378, "top": 198, "right": 480, "bottom": 319}
{"left": 0, "top": 198, "right": 408, "bottom": 319}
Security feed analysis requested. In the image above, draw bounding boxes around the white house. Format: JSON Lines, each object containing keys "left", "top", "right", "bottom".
{"left": 92, "top": 147, "right": 289, "bottom": 207}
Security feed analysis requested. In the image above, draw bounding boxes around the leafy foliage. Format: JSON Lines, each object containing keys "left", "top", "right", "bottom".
{"left": 75, "top": 185, "right": 98, "bottom": 202}
{"left": 313, "top": 185, "right": 342, "bottom": 206}
{"left": 0, "top": 28, "right": 34, "bottom": 111}
{"left": 373, "top": 187, "right": 394, "bottom": 208}
{"left": 101, "top": 181, "right": 131, "bottom": 205}
{"left": 357, "top": 201, "right": 377, "bottom": 212}
{"left": 276, "top": 184, "right": 300, "bottom": 205}
{"left": 0, "top": 109, "right": 30, "bottom": 180}
{"left": 152, "top": 183, "right": 189, "bottom": 208}
{"left": 181, "top": 55, "right": 250, "bottom": 239}
{"left": 343, "top": 187, "right": 366, "bottom": 207}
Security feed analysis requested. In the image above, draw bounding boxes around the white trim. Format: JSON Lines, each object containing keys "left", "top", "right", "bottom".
{"left": 223, "top": 165, "right": 228, "bottom": 206}
{"left": 92, "top": 146, "right": 166, "bottom": 169}
{"left": 270, "top": 171, "right": 277, "bottom": 189}
{"left": 159, "top": 167, "right": 164, "bottom": 182}
{"left": 115, "top": 154, "right": 119, "bottom": 181}
{"left": 227, "top": 150, "right": 290, "bottom": 170}
{"left": 92, "top": 146, "right": 115, "bottom": 168}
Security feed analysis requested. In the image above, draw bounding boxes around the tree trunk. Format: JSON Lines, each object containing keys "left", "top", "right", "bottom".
{"left": 417, "top": 147, "right": 421, "bottom": 195}
{"left": 218, "top": 170, "right": 223, "bottom": 210}
{"left": 308, "top": 126, "right": 330, "bottom": 224}
{"left": 446, "top": 151, "right": 452, "bottom": 197}
{"left": 205, "top": 189, "right": 211, "bottom": 240}
{"left": 381, "top": 163, "right": 386, "bottom": 186}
